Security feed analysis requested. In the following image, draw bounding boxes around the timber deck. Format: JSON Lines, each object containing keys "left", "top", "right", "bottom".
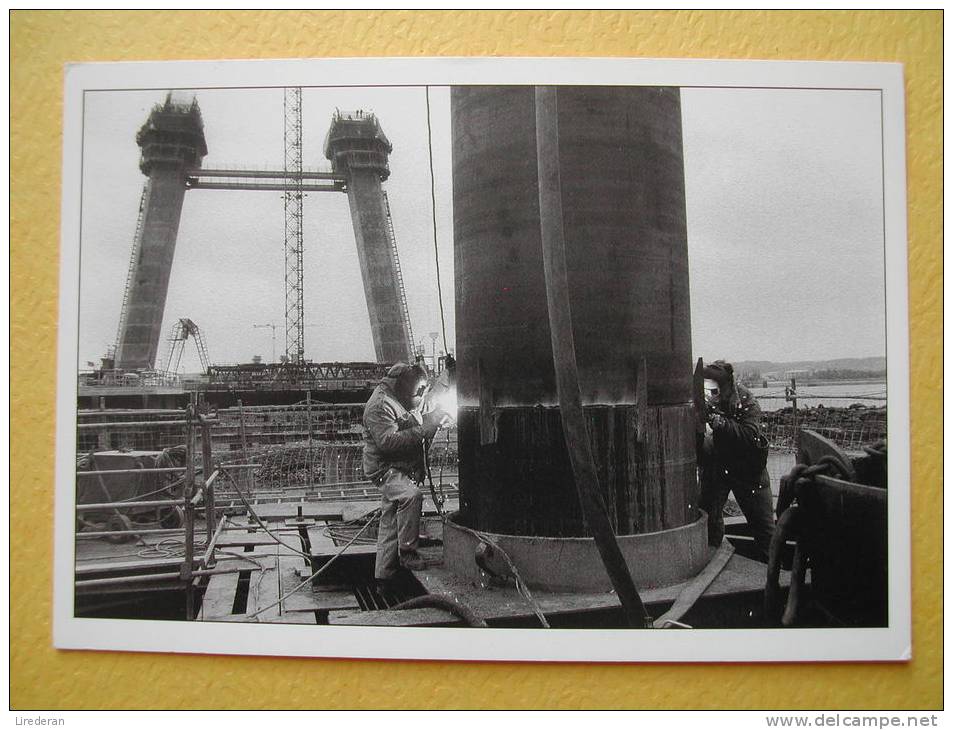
{"left": 76, "top": 495, "right": 785, "bottom": 628}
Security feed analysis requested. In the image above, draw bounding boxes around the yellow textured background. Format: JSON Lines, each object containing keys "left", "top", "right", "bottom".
{"left": 10, "top": 10, "right": 941, "bottom": 709}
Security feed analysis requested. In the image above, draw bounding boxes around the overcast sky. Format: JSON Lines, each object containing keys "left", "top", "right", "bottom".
{"left": 78, "top": 85, "right": 886, "bottom": 372}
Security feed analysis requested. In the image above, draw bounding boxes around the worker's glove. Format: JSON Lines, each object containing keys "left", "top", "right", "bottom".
{"left": 709, "top": 413, "right": 727, "bottom": 431}
{"left": 422, "top": 408, "right": 447, "bottom": 437}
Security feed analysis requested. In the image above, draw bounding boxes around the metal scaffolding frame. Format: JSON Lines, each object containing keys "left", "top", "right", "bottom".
{"left": 283, "top": 87, "right": 306, "bottom": 364}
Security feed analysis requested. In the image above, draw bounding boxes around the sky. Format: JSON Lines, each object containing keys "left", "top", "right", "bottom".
{"left": 77, "top": 85, "right": 887, "bottom": 372}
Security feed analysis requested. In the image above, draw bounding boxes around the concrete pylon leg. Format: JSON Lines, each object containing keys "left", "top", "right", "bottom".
{"left": 345, "top": 170, "right": 413, "bottom": 363}
{"left": 114, "top": 93, "right": 207, "bottom": 371}
{"left": 115, "top": 174, "right": 188, "bottom": 370}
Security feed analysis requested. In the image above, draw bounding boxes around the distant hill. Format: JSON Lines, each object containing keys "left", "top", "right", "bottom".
{"left": 730, "top": 357, "right": 887, "bottom": 375}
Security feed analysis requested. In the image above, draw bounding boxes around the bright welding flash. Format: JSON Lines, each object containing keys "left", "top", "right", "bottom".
{"left": 438, "top": 386, "right": 458, "bottom": 418}
{"left": 428, "top": 380, "right": 458, "bottom": 425}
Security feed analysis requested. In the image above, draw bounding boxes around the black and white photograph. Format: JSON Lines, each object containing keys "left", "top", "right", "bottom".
{"left": 54, "top": 58, "right": 910, "bottom": 662}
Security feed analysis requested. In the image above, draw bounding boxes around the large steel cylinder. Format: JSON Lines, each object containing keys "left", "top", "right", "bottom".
{"left": 452, "top": 86, "right": 697, "bottom": 538}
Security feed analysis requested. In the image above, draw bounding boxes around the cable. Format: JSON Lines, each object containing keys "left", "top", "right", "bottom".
{"left": 422, "top": 437, "right": 445, "bottom": 518}
{"left": 425, "top": 86, "right": 449, "bottom": 355}
{"left": 137, "top": 537, "right": 204, "bottom": 560}
{"left": 438, "top": 426, "right": 451, "bottom": 493}
{"left": 450, "top": 521, "right": 550, "bottom": 629}
{"left": 322, "top": 511, "right": 379, "bottom": 546}
{"left": 212, "top": 548, "right": 268, "bottom": 571}
{"left": 323, "top": 525, "right": 377, "bottom": 546}
{"left": 220, "top": 468, "right": 311, "bottom": 559}
{"left": 243, "top": 508, "right": 381, "bottom": 621}
{"left": 114, "top": 476, "right": 186, "bottom": 503}
{"left": 391, "top": 594, "right": 487, "bottom": 628}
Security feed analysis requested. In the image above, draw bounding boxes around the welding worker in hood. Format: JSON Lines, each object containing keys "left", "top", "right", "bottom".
{"left": 698, "top": 360, "right": 775, "bottom": 561}
{"left": 363, "top": 363, "right": 447, "bottom": 579}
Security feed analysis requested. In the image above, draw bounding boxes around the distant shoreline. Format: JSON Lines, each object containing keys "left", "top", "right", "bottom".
{"left": 748, "top": 378, "right": 886, "bottom": 388}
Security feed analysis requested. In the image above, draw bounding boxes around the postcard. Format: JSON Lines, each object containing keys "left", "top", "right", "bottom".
{"left": 54, "top": 57, "right": 910, "bottom": 662}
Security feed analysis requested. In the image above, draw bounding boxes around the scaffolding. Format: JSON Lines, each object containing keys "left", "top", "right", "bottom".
{"left": 382, "top": 190, "right": 415, "bottom": 361}
{"left": 113, "top": 187, "right": 148, "bottom": 357}
{"left": 75, "top": 403, "right": 224, "bottom": 619}
{"left": 77, "top": 400, "right": 460, "bottom": 496}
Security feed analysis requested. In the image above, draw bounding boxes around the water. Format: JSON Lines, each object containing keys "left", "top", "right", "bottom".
{"left": 747, "top": 381, "right": 887, "bottom": 413}
{"left": 747, "top": 381, "right": 887, "bottom": 488}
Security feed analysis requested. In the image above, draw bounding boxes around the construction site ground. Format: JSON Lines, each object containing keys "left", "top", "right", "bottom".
{"left": 76, "top": 496, "right": 786, "bottom": 629}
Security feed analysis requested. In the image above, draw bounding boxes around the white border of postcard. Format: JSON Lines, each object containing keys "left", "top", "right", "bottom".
{"left": 54, "top": 56, "right": 911, "bottom": 662}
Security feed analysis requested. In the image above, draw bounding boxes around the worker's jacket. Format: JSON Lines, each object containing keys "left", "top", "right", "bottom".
{"left": 362, "top": 367, "right": 426, "bottom": 484}
{"left": 707, "top": 382, "right": 770, "bottom": 486}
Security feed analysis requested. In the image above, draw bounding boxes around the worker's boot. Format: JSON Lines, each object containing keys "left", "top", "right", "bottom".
{"left": 399, "top": 550, "right": 427, "bottom": 571}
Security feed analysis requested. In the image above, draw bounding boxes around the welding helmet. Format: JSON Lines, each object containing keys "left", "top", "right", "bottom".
{"left": 702, "top": 360, "right": 735, "bottom": 406}
{"left": 394, "top": 363, "right": 429, "bottom": 411}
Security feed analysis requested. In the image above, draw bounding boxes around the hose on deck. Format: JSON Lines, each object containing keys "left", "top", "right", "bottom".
{"left": 391, "top": 593, "right": 488, "bottom": 628}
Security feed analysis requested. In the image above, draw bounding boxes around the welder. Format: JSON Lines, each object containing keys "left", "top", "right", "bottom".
{"left": 698, "top": 359, "right": 775, "bottom": 561}
{"left": 362, "top": 362, "right": 447, "bottom": 580}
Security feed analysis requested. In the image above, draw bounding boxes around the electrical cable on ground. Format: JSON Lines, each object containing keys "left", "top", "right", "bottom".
{"left": 451, "top": 522, "right": 551, "bottom": 629}
{"left": 420, "top": 434, "right": 549, "bottom": 628}
{"left": 212, "top": 548, "right": 268, "bottom": 571}
{"left": 137, "top": 537, "right": 205, "bottom": 559}
{"left": 243, "top": 508, "right": 381, "bottom": 621}
{"left": 323, "top": 511, "right": 379, "bottom": 546}
{"left": 391, "top": 593, "right": 487, "bottom": 628}
{"left": 220, "top": 468, "right": 312, "bottom": 559}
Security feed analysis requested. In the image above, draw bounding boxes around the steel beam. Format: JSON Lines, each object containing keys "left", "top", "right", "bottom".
{"left": 186, "top": 180, "right": 343, "bottom": 192}
{"left": 189, "top": 168, "right": 343, "bottom": 181}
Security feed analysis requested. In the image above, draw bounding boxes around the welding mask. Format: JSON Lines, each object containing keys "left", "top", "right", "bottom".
{"left": 395, "top": 365, "right": 429, "bottom": 412}
{"left": 702, "top": 360, "right": 735, "bottom": 407}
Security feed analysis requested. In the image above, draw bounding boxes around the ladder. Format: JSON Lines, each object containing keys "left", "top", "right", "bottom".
{"left": 113, "top": 185, "right": 149, "bottom": 359}
{"left": 382, "top": 190, "right": 415, "bottom": 361}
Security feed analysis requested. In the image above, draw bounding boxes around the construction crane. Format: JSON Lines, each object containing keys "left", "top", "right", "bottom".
{"left": 162, "top": 318, "right": 211, "bottom": 375}
{"left": 284, "top": 87, "right": 305, "bottom": 364}
{"left": 252, "top": 322, "right": 277, "bottom": 363}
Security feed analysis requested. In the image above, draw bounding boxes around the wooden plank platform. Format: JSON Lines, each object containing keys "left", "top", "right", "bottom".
{"left": 273, "top": 612, "right": 317, "bottom": 624}
{"left": 241, "top": 545, "right": 281, "bottom": 622}
{"left": 199, "top": 572, "right": 240, "bottom": 620}
{"left": 77, "top": 495, "right": 787, "bottom": 628}
{"left": 75, "top": 521, "right": 208, "bottom": 566}
{"left": 216, "top": 529, "right": 303, "bottom": 549}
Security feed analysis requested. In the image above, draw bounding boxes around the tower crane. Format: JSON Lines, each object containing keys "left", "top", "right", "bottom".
{"left": 284, "top": 87, "right": 305, "bottom": 363}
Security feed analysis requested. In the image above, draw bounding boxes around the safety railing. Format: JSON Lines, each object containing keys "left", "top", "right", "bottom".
{"left": 762, "top": 406, "right": 886, "bottom": 453}
{"left": 77, "top": 369, "right": 184, "bottom": 389}
{"left": 74, "top": 402, "right": 250, "bottom": 619}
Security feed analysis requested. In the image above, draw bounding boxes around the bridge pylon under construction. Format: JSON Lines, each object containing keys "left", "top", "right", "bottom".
{"left": 113, "top": 93, "right": 207, "bottom": 371}
{"left": 112, "top": 93, "right": 415, "bottom": 371}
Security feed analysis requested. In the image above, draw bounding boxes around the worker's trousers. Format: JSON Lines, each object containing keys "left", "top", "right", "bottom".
{"left": 700, "top": 468, "right": 775, "bottom": 562}
{"left": 374, "top": 468, "right": 423, "bottom": 580}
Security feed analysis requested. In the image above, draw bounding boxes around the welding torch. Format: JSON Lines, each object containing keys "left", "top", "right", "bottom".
{"left": 422, "top": 355, "right": 457, "bottom": 429}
